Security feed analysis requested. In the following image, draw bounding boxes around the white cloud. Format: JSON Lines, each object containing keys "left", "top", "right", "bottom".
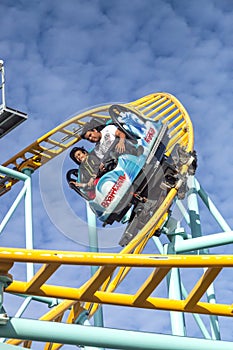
{"left": 1, "top": 0, "right": 233, "bottom": 347}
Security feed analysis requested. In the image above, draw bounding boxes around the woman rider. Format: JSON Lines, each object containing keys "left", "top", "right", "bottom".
{"left": 69, "top": 146, "right": 101, "bottom": 190}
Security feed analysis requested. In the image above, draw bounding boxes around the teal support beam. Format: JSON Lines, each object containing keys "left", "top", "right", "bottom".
{"left": 0, "top": 283, "right": 3, "bottom": 310}
{"left": 152, "top": 237, "right": 212, "bottom": 340}
{"left": 86, "top": 202, "right": 99, "bottom": 256}
{"left": 0, "top": 185, "right": 26, "bottom": 233}
{"left": 22, "top": 168, "right": 34, "bottom": 280}
{"left": 180, "top": 285, "right": 211, "bottom": 339}
{"left": 0, "top": 165, "right": 34, "bottom": 344}
{"left": 176, "top": 178, "right": 231, "bottom": 234}
{"left": 0, "top": 276, "right": 12, "bottom": 310}
{"left": 0, "top": 317, "right": 233, "bottom": 350}
{"left": 194, "top": 178, "right": 231, "bottom": 232}
{"left": 175, "top": 199, "right": 190, "bottom": 228}
{"left": 83, "top": 319, "right": 106, "bottom": 350}
{"left": 14, "top": 298, "right": 32, "bottom": 318}
{"left": 76, "top": 311, "right": 101, "bottom": 350}
{"left": 16, "top": 295, "right": 59, "bottom": 308}
{"left": 86, "top": 203, "right": 104, "bottom": 331}
{"left": 205, "top": 274, "right": 220, "bottom": 340}
{"left": 0, "top": 166, "right": 28, "bottom": 181}
{"left": 0, "top": 277, "right": 12, "bottom": 344}
{"left": 175, "top": 231, "right": 233, "bottom": 253}
{"left": 152, "top": 236, "right": 164, "bottom": 254}
{"left": 207, "top": 303, "right": 220, "bottom": 341}
{"left": 165, "top": 233, "right": 186, "bottom": 337}
{"left": 174, "top": 227, "right": 228, "bottom": 339}
{"left": 187, "top": 176, "right": 202, "bottom": 239}
{"left": 167, "top": 265, "right": 186, "bottom": 336}
{"left": 0, "top": 165, "right": 35, "bottom": 281}
{"left": 155, "top": 224, "right": 217, "bottom": 340}
{"left": 0, "top": 275, "right": 12, "bottom": 303}
{"left": 177, "top": 178, "right": 221, "bottom": 337}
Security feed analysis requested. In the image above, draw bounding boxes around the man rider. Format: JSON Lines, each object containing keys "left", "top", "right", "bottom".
{"left": 81, "top": 123, "right": 126, "bottom": 160}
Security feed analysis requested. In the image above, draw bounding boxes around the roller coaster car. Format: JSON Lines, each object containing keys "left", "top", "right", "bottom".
{"left": 67, "top": 105, "right": 195, "bottom": 246}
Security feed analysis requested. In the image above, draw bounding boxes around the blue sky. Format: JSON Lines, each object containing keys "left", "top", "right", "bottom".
{"left": 1, "top": 0, "right": 233, "bottom": 348}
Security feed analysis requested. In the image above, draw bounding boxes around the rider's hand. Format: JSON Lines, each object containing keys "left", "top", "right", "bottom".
{"left": 116, "top": 139, "right": 125, "bottom": 153}
{"left": 87, "top": 178, "right": 95, "bottom": 187}
{"left": 70, "top": 181, "right": 86, "bottom": 188}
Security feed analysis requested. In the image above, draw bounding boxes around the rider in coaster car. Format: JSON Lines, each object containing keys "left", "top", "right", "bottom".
{"left": 69, "top": 146, "right": 102, "bottom": 199}
{"left": 80, "top": 118, "right": 138, "bottom": 161}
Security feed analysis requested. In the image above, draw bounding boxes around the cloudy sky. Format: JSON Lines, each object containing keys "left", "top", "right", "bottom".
{"left": 1, "top": 0, "right": 233, "bottom": 348}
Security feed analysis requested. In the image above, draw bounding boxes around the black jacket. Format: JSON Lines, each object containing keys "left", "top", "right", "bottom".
{"left": 79, "top": 151, "right": 101, "bottom": 183}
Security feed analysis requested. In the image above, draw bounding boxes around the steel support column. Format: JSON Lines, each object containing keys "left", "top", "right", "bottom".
{"left": 86, "top": 203, "right": 104, "bottom": 331}
{"left": 22, "top": 168, "right": 34, "bottom": 280}
{"left": 1, "top": 317, "right": 233, "bottom": 350}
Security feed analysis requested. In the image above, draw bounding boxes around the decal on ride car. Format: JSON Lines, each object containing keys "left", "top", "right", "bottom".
{"left": 101, "top": 174, "right": 127, "bottom": 208}
{"left": 144, "top": 127, "right": 156, "bottom": 143}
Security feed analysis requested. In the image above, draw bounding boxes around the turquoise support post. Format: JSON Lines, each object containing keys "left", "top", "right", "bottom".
{"left": 0, "top": 275, "right": 12, "bottom": 343}
{"left": 205, "top": 272, "right": 220, "bottom": 340}
{"left": 86, "top": 203, "right": 104, "bottom": 331}
{"left": 0, "top": 165, "right": 36, "bottom": 281}
{"left": 83, "top": 319, "right": 106, "bottom": 350}
{"left": 187, "top": 176, "right": 202, "bottom": 239}
{"left": 86, "top": 202, "right": 99, "bottom": 257}
{"left": 165, "top": 232, "right": 186, "bottom": 337}
{"left": 0, "top": 166, "right": 28, "bottom": 181}
{"left": 180, "top": 284, "right": 211, "bottom": 339}
{"left": 175, "top": 176, "right": 221, "bottom": 339}
{"left": 0, "top": 185, "right": 26, "bottom": 233}
{"left": 14, "top": 298, "right": 32, "bottom": 318}
{"left": 0, "top": 165, "right": 34, "bottom": 344}
{"left": 194, "top": 178, "right": 231, "bottom": 232}
{"left": 17, "top": 295, "right": 59, "bottom": 308}
{"left": 174, "top": 177, "right": 233, "bottom": 253}
{"left": 174, "top": 199, "right": 190, "bottom": 228}
{"left": 153, "top": 237, "right": 212, "bottom": 339}
{"left": 167, "top": 265, "right": 186, "bottom": 336}
{"left": 0, "top": 166, "right": 28, "bottom": 238}
{"left": 174, "top": 231, "right": 233, "bottom": 253}
{"left": 0, "top": 317, "right": 233, "bottom": 350}
{"left": 22, "top": 168, "right": 34, "bottom": 280}
{"left": 0, "top": 276, "right": 12, "bottom": 312}
{"left": 76, "top": 311, "right": 101, "bottom": 350}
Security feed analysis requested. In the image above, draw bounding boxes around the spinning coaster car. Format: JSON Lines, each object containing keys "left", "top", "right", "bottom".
{"left": 67, "top": 104, "right": 196, "bottom": 246}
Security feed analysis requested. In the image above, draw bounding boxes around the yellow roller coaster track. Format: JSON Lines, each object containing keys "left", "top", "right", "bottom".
{"left": 1, "top": 92, "right": 197, "bottom": 348}
{"left": 0, "top": 92, "right": 194, "bottom": 194}
{"left": 3, "top": 250, "right": 233, "bottom": 347}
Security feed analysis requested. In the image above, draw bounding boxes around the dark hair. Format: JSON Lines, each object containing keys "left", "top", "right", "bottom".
{"left": 80, "top": 125, "right": 94, "bottom": 139}
{"left": 69, "top": 146, "right": 87, "bottom": 165}
{"left": 80, "top": 118, "right": 106, "bottom": 139}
